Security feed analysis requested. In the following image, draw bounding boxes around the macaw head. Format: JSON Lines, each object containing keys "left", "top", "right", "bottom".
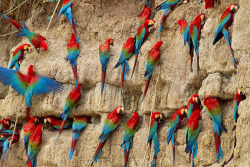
{"left": 190, "top": 94, "right": 201, "bottom": 105}
{"left": 144, "top": 7, "right": 151, "bottom": 14}
{"left": 74, "top": 116, "right": 87, "bottom": 123}
{"left": 127, "top": 37, "right": 135, "bottom": 44}
{"left": 2, "top": 119, "right": 11, "bottom": 127}
{"left": 152, "top": 112, "right": 162, "bottom": 123}
{"left": 178, "top": 19, "right": 188, "bottom": 32}
{"left": 105, "top": 39, "right": 114, "bottom": 46}
{"left": 183, "top": 0, "right": 190, "bottom": 4}
{"left": 179, "top": 107, "right": 188, "bottom": 116}
{"left": 236, "top": 89, "right": 246, "bottom": 100}
{"left": 114, "top": 106, "right": 124, "bottom": 114}
{"left": 199, "top": 13, "right": 207, "bottom": 25}
{"left": 28, "top": 65, "right": 35, "bottom": 76}
{"left": 70, "top": 33, "right": 77, "bottom": 43}
{"left": 44, "top": 116, "right": 55, "bottom": 125}
{"left": 203, "top": 97, "right": 213, "bottom": 107}
{"left": 29, "top": 117, "right": 39, "bottom": 123}
{"left": 153, "top": 41, "right": 163, "bottom": 50}
{"left": 22, "top": 44, "right": 31, "bottom": 52}
{"left": 145, "top": 19, "right": 155, "bottom": 27}
{"left": 229, "top": 4, "right": 239, "bottom": 13}
{"left": 40, "top": 41, "right": 48, "bottom": 51}
{"left": 132, "top": 112, "right": 139, "bottom": 119}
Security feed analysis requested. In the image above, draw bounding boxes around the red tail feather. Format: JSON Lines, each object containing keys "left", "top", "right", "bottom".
{"left": 172, "top": 145, "right": 175, "bottom": 167}
{"left": 121, "top": 67, "right": 125, "bottom": 92}
{"left": 8, "top": 19, "right": 23, "bottom": 30}
{"left": 197, "top": 54, "right": 199, "bottom": 75}
{"left": 131, "top": 54, "right": 138, "bottom": 77}
{"left": 142, "top": 75, "right": 152, "bottom": 100}
{"left": 101, "top": 70, "right": 106, "bottom": 94}
{"left": 28, "top": 161, "right": 32, "bottom": 167}
{"left": 124, "top": 150, "right": 129, "bottom": 167}
{"left": 72, "top": 20, "right": 77, "bottom": 37}
{"left": 59, "top": 120, "right": 66, "bottom": 136}
{"left": 214, "top": 132, "right": 220, "bottom": 154}
{"left": 72, "top": 65, "right": 78, "bottom": 82}
{"left": 26, "top": 107, "right": 30, "bottom": 121}
{"left": 93, "top": 140, "right": 106, "bottom": 159}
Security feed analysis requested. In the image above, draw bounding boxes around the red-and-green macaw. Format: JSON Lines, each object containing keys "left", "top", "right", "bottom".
{"left": 213, "top": 4, "right": 239, "bottom": 68}
{"left": 9, "top": 44, "right": 31, "bottom": 71}
{"left": 0, "top": 65, "right": 63, "bottom": 120}
{"left": 99, "top": 39, "right": 114, "bottom": 95}
{"left": 91, "top": 106, "right": 124, "bottom": 166}
{"left": 138, "top": 6, "right": 151, "bottom": 27}
{"left": 44, "top": 116, "right": 73, "bottom": 130}
{"left": 204, "top": 97, "right": 227, "bottom": 163}
{"left": 0, "top": 14, "right": 48, "bottom": 53}
{"left": 167, "top": 107, "right": 187, "bottom": 166}
{"left": 0, "top": 119, "right": 12, "bottom": 130}
{"left": 233, "top": 89, "right": 246, "bottom": 123}
{"left": 147, "top": 112, "right": 162, "bottom": 167}
{"left": 142, "top": 41, "right": 163, "bottom": 102}
{"left": 114, "top": 37, "right": 135, "bottom": 94}
{"left": 185, "top": 110, "right": 201, "bottom": 167}
{"left": 66, "top": 33, "right": 79, "bottom": 88}
{"left": 204, "top": 0, "right": 214, "bottom": 9}
{"left": 23, "top": 117, "right": 38, "bottom": 155}
{"left": 69, "top": 116, "right": 87, "bottom": 160}
{"left": 155, "top": 0, "right": 181, "bottom": 37}
{"left": 26, "top": 124, "right": 43, "bottom": 167}
{"left": 131, "top": 19, "right": 155, "bottom": 78}
{"left": 57, "top": 84, "right": 81, "bottom": 141}
{"left": 121, "top": 112, "right": 139, "bottom": 167}
{"left": 57, "top": 0, "right": 79, "bottom": 42}
{"left": 187, "top": 94, "right": 202, "bottom": 119}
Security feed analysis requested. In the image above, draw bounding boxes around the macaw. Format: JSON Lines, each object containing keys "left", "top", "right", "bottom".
{"left": 44, "top": 116, "right": 73, "bottom": 130}
{"left": 121, "top": 112, "right": 139, "bottom": 167}
{"left": 142, "top": 41, "right": 163, "bottom": 102}
{"left": 57, "top": 84, "right": 81, "bottom": 141}
{"left": 138, "top": 6, "right": 151, "bottom": 27}
{"left": 23, "top": 117, "right": 38, "bottom": 155}
{"left": 187, "top": 94, "right": 202, "bottom": 119}
{"left": 204, "top": 0, "right": 214, "bottom": 9}
{"left": 233, "top": 89, "right": 246, "bottom": 123}
{"left": 0, "top": 65, "right": 63, "bottom": 120}
{"left": 57, "top": 0, "right": 79, "bottom": 42}
{"left": 91, "top": 106, "right": 124, "bottom": 166}
{"left": 147, "top": 112, "right": 162, "bottom": 167}
{"left": 69, "top": 116, "right": 87, "bottom": 160}
{"left": 99, "top": 39, "right": 114, "bottom": 95}
{"left": 0, "top": 119, "right": 12, "bottom": 130}
{"left": 131, "top": 19, "right": 155, "bottom": 77}
{"left": 167, "top": 107, "right": 187, "bottom": 166}
{"left": 26, "top": 124, "right": 43, "bottom": 167}
{"left": 204, "top": 97, "right": 227, "bottom": 163}
{"left": 0, "top": 14, "right": 48, "bottom": 52}
{"left": 185, "top": 110, "right": 201, "bottom": 167}
{"left": 189, "top": 13, "right": 207, "bottom": 75}
{"left": 9, "top": 44, "right": 31, "bottom": 71}
{"left": 66, "top": 33, "right": 79, "bottom": 88}
{"left": 155, "top": 0, "right": 181, "bottom": 36}
{"left": 114, "top": 37, "right": 135, "bottom": 94}
{"left": 213, "top": 4, "right": 239, "bottom": 68}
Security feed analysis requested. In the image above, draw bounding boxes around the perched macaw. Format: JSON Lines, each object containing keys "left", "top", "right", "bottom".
{"left": 0, "top": 65, "right": 63, "bottom": 120}
{"left": 0, "top": 119, "right": 12, "bottom": 130}
{"left": 142, "top": 41, "right": 163, "bottom": 102}
{"left": 91, "top": 106, "right": 124, "bottom": 166}
{"left": 23, "top": 117, "right": 38, "bottom": 155}
{"left": 99, "top": 39, "right": 114, "bottom": 95}
{"left": 44, "top": 116, "right": 73, "bottom": 130}
{"left": 213, "top": 4, "right": 239, "bottom": 68}
{"left": 69, "top": 116, "right": 87, "bottom": 160}
{"left": 138, "top": 6, "right": 151, "bottom": 27}
{"left": 167, "top": 107, "right": 187, "bottom": 166}
{"left": 204, "top": 0, "right": 214, "bottom": 9}
{"left": 187, "top": 94, "right": 202, "bottom": 119}
{"left": 114, "top": 37, "right": 135, "bottom": 94}
{"left": 66, "top": 33, "right": 79, "bottom": 87}
{"left": 121, "top": 112, "right": 139, "bottom": 167}
{"left": 147, "top": 112, "right": 162, "bottom": 167}
{"left": 0, "top": 14, "right": 48, "bottom": 52}
{"left": 185, "top": 110, "right": 201, "bottom": 167}
{"left": 57, "top": 0, "right": 79, "bottom": 42}
{"left": 131, "top": 19, "right": 155, "bottom": 77}
{"left": 155, "top": 0, "right": 180, "bottom": 36}
{"left": 57, "top": 84, "right": 81, "bottom": 141}
{"left": 9, "top": 44, "right": 31, "bottom": 71}
{"left": 233, "top": 89, "right": 246, "bottom": 123}
{"left": 26, "top": 124, "right": 43, "bottom": 167}
{"left": 204, "top": 97, "right": 227, "bottom": 163}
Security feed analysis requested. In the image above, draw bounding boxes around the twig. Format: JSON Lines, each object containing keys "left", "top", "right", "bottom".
{"left": 0, "top": 30, "right": 18, "bottom": 37}
{"left": 9, "top": 117, "right": 18, "bottom": 149}
{"left": 2, "top": 0, "right": 30, "bottom": 16}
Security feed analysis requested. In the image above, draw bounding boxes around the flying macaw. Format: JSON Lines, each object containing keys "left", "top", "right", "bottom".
{"left": 147, "top": 112, "right": 162, "bottom": 167}
{"left": 204, "top": 97, "right": 227, "bottom": 163}
{"left": 0, "top": 65, "right": 63, "bottom": 120}
{"left": 185, "top": 110, "right": 201, "bottom": 167}
{"left": 167, "top": 107, "right": 187, "bottom": 166}
{"left": 57, "top": 84, "right": 81, "bottom": 141}
{"left": 0, "top": 119, "right": 12, "bottom": 130}
{"left": 44, "top": 116, "right": 73, "bottom": 130}
{"left": 204, "top": 0, "right": 214, "bottom": 9}
{"left": 155, "top": 0, "right": 181, "bottom": 36}
{"left": 131, "top": 19, "right": 155, "bottom": 77}
{"left": 26, "top": 124, "right": 43, "bottom": 167}
{"left": 69, "top": 116, "right": 87, "bottom": 160}
{"left": 233, "top": 89, "right": 246, "bottom": 123}
{"left": 0, "top": 14, "right": 48, "bottom": 53}
{"left": 142, "top": 41, "right": 163, "bottom": 102}
{"left": 66, "top": 33, "right": 79, "bottom": 88}
{"left": 91, "top": 106, "right": 124, "bottom": 166}
{"left": 187, "top": 94, "right": 202, "bottom": 119}
{"left": 114, "top": 37, "right": 135, "bottom": 94}
{"left": 23, "top": 117, "right": 38, "bottom": 155}
{"left": 213, "top": 4, "right": 239, "bottom": 68}
{"left": 121, "top": 112, "right": 139, "bottom": 167}
{"left": 9, "top": 44, "right": 31, "bottom": 71}
{"left": 99, "top": 39, "right": 114, "bottom": 95}
{"left": 138, "top": 6, "right": 151, "bottom": 27}
{"left": 57, "top": 0, "right": 79, "bottom": 42}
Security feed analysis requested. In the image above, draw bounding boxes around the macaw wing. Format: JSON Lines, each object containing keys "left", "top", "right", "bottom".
{"left": 147, "top": 121, "right": 157, "bottom": 143}
{"left": 122, "top": 124, "right": 139, "bottom": 143}
{"left": 187, "top": 103, "right": 193, "bottom": 118}
{"left": 10, "top": 50, "right": 21, "bottom": 68}
{"left": 190, "top": 25, "right": 199, "bottom": 54}
{"left": 187, "top": 122, "right": 200, "bottom": 144}
{"left": 99, "top": 50, "right": 110, "bottom": 66}
{"left": 100, "top": 119, "right": 119, "bottom": 138}
{"left": 73, "top": 120, "right": 87, "bottom": 131}
{"left": 167, "top": 115, "right": 179, "bottom": 143}
{"left": 145, "top": 52, "right": 159, "bottom": 77}
{"left": 27, "top": 141, "right": 40, "bottom": 159}
{"left": 57, "top": 2, "right": 72, "bottom": 20}
{"left": 65, "top": 7, "right": 74, "bottom": 25}
{"left": 67, "top": 48, "right": 79, "bottom": 67}
{"left": 209, "top": 105, "right": 223, "bottom": 126}
{"left": 136, "top": 26, "right": 146, "bottom": 51}
{"left": 119, "top": 48, "right": 133, "bottom": 64}
{"left": 183, "top": 23, "right": 190, "bottom": 46}
{"left": 0, "top": 67, "right": 28, "bottom": 95}
{"left": 213, "top": 14, "right": 231, "bottom": 45}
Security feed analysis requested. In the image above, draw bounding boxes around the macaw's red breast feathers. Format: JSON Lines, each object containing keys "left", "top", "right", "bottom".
{"left": 204, "top": 0, "right": 214, "bottom": 9}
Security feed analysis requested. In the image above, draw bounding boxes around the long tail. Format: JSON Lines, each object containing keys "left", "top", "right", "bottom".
{"left": 1, "top": 139, "right": 9, "bottom": 167}
{"left": 233, "top": 103, "right": 238, "bottom": 123}
{"left": 0, "top": 14, "right": 23, "bottom": 30}
{"left": 26, "top": 107, "right": 31, "bottom": 122}
{"left": 197, "top": 53, "right": 199, "bottom": 76}
{"left": 69, "top": 131, "right": 80, "bottom": 160}
{"left": 191, "top": 148, "right": 194, "bottom": 167}
{"left": 151, "top": 133, "right": 160, "bottom": 167}
{"left": 171, "top": 135, "right": 175, "bottom": 167}
{"left": 131, "top": 54, "right": 139, "bottom": 78}
{"left": 57, "top": 119, "right": 66, "bottom": 141}
{"left": 214, "top": 132, "right": 223, "bottom": 163}
{"left": 24, "top": 135, "right": 29, "bottom": 155}
{"left": 123, "top": 138, "right": 133, "bottom": 167}
{"left": 72, "top": 18, "right": 79, "bottom": 43}
{"left": 91, "top": 140, "right": 107, "bottom": 166}
{"left": 72, "top": 65, "right": 78, "bottom": 88}
{"left": 101, "top": 70, "right": 106, "bottom": 95}
{"left": 27, "top": 155, "right": 37, "bottom": 167}
{"left": 121, "top": 63, "right": 125, "bottom": 95}
{"left": 156, "top": 8, "right": 169, "bottom": 37}
{"left": 141, "top": 75, "right": 152, "bottom": 102}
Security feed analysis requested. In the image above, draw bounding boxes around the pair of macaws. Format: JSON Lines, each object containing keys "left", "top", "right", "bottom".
{"left": 44, "top": 116, "right": 73, "bottom": 130}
